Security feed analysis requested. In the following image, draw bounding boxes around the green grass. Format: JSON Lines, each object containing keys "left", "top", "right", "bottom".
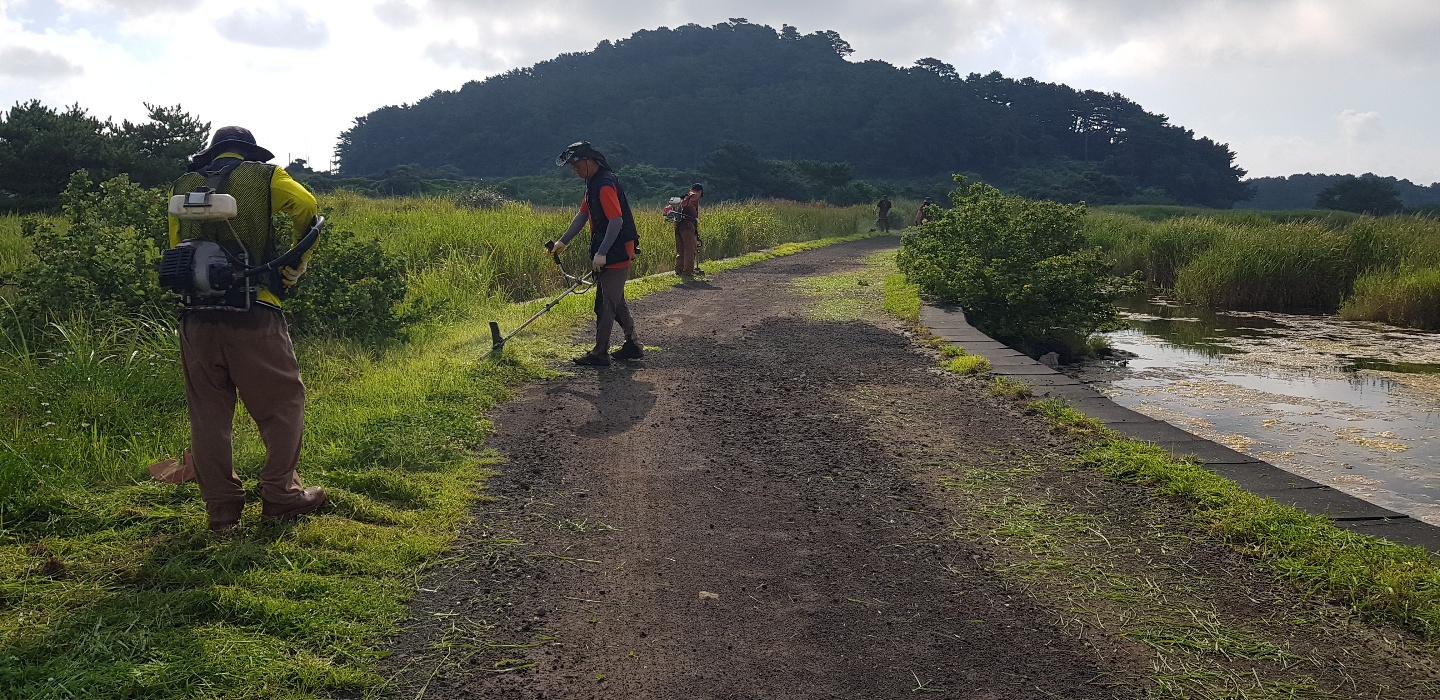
{"left": 881, "top": 273, "right": 920, "bottom": 323}
{"left": 988, "top": 376, "right": 1032, "bottom": 399}
{"left": 791, "top": 247, "right": 909, "bottom": 323}
{"left": 327, "top": 192, "right": 872, "bottom": 307}
{"left": 1098, "top": 204, "right": 1362, "bottom": 227}
{"left": 1341, "top": 265, "right": 1440, "bottom": 329}
{"left": 1085, "top": 209, "right": 1440, "bottom": 325}
{"left": 943, "top": 354, "right": 990, "bottom": 375}
{"left": 1024, "top": 398, "right": 1440, "bottom": 640}
{"left": 0, "top": 217, "right": 27, "bottom": 280}
{"left": 0, "top": 192, "right": 874, "bottom": 698}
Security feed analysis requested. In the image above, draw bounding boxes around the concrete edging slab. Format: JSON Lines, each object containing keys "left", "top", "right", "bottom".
{"left": 919, "top": 302, "right": 1440, "bottom": 552}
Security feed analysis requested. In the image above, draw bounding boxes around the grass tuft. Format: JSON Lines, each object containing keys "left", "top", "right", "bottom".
{"left": 943, "top": 354, "right": 990, "bottom": 375}
{"left": 988, "top": 376, "right": 1033, "bottom": 399}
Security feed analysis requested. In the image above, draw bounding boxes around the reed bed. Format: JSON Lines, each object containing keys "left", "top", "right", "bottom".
{"left": 323, "top": 191, "right": 870, "bottom": 308}
{"left": 1085, "top": 210, "right": 1440, "bottom": 327}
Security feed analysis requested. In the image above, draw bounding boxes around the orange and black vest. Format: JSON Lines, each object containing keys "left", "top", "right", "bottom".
{"left": 585, "top": 170, "right": 640, "bottom": 266}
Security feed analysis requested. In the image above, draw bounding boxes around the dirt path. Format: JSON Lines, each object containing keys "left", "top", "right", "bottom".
{"left": 377, "top": 239, "right": 1440, "bottom": 699}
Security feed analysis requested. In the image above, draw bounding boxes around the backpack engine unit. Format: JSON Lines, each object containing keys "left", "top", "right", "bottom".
{"left": 158, "top": 183, "right": 323, "bottom": 311}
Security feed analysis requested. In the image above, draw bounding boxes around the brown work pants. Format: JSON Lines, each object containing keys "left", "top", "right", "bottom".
{"left": 180, "top": 308, "right": 308, "bottom": 519}
{"left": 593, "top": 266, "right": 636, "bottom": 352}
{"left": 674, "top": 221, "right": 698, "bottom": 275}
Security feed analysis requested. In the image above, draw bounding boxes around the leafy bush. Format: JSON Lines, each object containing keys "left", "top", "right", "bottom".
{"left": 898, "top": 179, "right": 1129, "bottom": 356}
{"left": 284, "top": 227, "right": 409, "bottom": 342}
{"left": 11, "top": 171, "right": 170, "bottom": 334}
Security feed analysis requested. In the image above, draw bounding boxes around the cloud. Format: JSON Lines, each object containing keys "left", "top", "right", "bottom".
{"left": 0, "top": 46, "right": 84, "bottom": 79}
{"left": 216, "top": 5, "right": 330, "bottom": 49}
{"left": 1337, "top": 110, "right": 1382, "bottom": 143}
{"left": 90, "top": 0, "right": 201, "bottom": 16}
{"left": 374, "top": 0, "right": 420, "bottom": 29}
{"left": 424, "top": 40, "right": 508, "bottom": 71}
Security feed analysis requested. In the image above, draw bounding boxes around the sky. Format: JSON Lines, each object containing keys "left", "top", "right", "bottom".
{"left": 2, "top": 0, "right": 1437, "bottom": 184}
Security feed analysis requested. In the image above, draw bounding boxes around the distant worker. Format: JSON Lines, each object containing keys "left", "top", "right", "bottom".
{"left": 674, "top": 183, "right": 703, "bottom": 276}
{"left": 877, "top": 195, "right": 893, "bottom": 232}
{"left": 915, "top": 197, "right": 935, "bottom": 226}
{"left": 551, "top": 141, "right": 643, "bottom": 366}
{"left": 166, "top": 126, "right": 326, "bottom": 531}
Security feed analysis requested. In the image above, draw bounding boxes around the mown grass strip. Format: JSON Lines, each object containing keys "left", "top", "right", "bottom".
{"left": 0, "top": 227, "right": 876, "bottom": 699}
{"left": 1027, "top": 398, "right": 1440, "bottom": 639}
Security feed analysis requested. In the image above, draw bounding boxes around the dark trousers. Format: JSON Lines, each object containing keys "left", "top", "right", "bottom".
{"left": 593, "top": 266, "right": 636, "bottom": 351}
{"left": 180, "top": 308, "right": 308, "bottom": 519}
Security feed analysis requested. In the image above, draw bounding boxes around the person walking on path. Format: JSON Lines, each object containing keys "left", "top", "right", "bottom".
{"left": 674, "top": 183, "right": 703, "bottom": 276}
{"left": 167, "top": 126, "right": 326, "bottom": 531}
{"left": 551, "top": 141, "right": 643, "bottom": 366}
{"left": 877, "top": 195, "right": 893, "bottom": 232}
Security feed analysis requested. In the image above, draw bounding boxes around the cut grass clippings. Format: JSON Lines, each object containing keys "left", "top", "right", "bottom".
{"left": 0, "top": 230, "right": 879, "bottom": 699}
{"left": 1025, "top": 398, "right": 1440, "bottom": 640}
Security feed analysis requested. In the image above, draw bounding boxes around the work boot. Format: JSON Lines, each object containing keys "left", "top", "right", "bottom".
{"left": 261, "top": 486, "right": 327, "bottom": 522}
{"left": 611, "top": 339, "right": 644, "bottom": 361}
{"left": 207, "top": 501, "right": 244, "bottom": 532}
{"left": 573, "top": 351, "right": 611, "bottom": 366}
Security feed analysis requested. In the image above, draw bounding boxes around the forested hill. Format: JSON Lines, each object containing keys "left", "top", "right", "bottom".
{"left": 338, "top": 20, "right": 1251, "bottom": 207}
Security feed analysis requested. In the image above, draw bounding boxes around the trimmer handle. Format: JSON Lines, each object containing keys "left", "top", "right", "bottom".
{"left": 544, "top": 240, "right": 562, "bottom": 265}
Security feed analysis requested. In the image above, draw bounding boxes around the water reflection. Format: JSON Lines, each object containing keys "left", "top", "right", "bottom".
{"left": 1072, "top": 297, "right": 1440, "bottom": 525}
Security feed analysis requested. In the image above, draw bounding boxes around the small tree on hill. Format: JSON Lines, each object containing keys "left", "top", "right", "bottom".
{"left": 1316, "top": 176, "right": 1402, "bottom": 215}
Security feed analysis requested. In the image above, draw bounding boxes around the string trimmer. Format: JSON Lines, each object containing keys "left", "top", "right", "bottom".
{"left": 488, "top": 241, "right": 595, "bottom": 355}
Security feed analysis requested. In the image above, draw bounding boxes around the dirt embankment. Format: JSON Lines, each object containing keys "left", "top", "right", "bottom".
{"left": 374, "top": 238, "right": 1440, "bottom": 700}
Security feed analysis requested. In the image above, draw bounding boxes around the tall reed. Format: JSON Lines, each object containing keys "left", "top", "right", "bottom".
{"left": 1086, "top": 210, "right": 1440, "bottom": 325}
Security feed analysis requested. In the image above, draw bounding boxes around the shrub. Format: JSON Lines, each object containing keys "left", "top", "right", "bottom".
{"left": 453, "top": 187, "right": 512, "bottom": 210}
{"left": 898, "top": 179, "right": 1130, "bottom": 355}
{"left": 11, "top": 171, "right": 170, "bottom": 335}
{"left": 284, "top": 227, "right": 409, "bottom": 342}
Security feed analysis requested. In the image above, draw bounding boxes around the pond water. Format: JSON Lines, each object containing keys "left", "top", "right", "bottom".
{"left": 1070, "top": 298, "right": 1440, "bottom": 525}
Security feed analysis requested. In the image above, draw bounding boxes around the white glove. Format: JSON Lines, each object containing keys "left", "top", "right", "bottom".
{"left": 592, "top": 252, "right": 607, "bottom": 271}
{"left": 549, "top": 240, "right": 567, "bottom": 254}
{"left": 280, "top": 262, "right": 307, "bottom": 287}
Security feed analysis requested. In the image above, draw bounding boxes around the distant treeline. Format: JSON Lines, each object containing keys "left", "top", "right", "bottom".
{"left": 289, "top": 145, "right": 956, "bottom": 207}
{"left": 1243, "top": 173, "right": 1440, "bottom": 211}
{"left": 0, "top": 101, "right": 208, "bottom": 211}
{"left": 337, "top": 20, "right": 1252, "bottom": 208}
